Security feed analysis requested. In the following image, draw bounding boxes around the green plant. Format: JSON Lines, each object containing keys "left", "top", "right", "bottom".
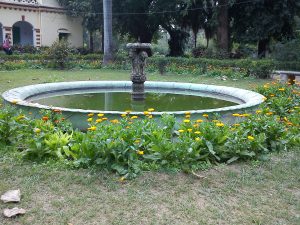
{"left": 46, "top": 39, "right": 72, "bottom": 69}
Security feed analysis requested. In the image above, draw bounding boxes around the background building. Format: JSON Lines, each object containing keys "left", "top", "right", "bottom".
{"left": 0, "top": 0, "right": 83, "bottom": 48}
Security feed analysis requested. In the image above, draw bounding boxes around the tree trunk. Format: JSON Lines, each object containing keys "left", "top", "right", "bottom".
{"left": 89, "top": 31, "right": 94, "bottom": 53}
{"left": 103, "top": 0, "right": 114, "bottom": 64}
{"left": 258, "top": 39, "right": 269, "bottom": 58}
{"left": 193, "top": 31, "right": 197, "bottom": 48}
{"left": 216, "top": 0, "right": 229, "bottom": 52}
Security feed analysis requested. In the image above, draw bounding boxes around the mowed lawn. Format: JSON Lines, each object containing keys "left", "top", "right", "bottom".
{"left": 0, "top": 69, "right": 299, "bottom": 225}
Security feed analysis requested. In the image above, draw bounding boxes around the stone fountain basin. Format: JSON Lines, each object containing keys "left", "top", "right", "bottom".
{"left": 2, "top": 81, "right": 265, "bottom": 130}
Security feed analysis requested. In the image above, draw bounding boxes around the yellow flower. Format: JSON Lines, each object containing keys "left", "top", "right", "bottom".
{"left": 12, "top": 99, "right": 19, "bottom": 104}
{"left": 87, "top": 118, "right": 93, "bottom": 122}
{"left": 87, "top": 113, "right": 94, "bottom": 117}
{"left": 187, "top": 128, "right": 193, "bottom": 132}
{"left": 278, "top": 88, "right": 285, "bottom": 91}
{"left": 256, "top": 110, "right": 262, "bottom": 114}
{"left": 185, "top": 112, "right": 191, "bottom": 115}
{"left": 134, "top": 140, "right": 140, "bottom": 144}
{"left": 144, "top": 111, "right": 150, "bottom": 115}
{"left": 110, "top": 119, "right": 119, "bottom": 124}
{"left": 137, "top": 150, "right": 144, "bottom": 155}
{"left": 193, "top": 124, "right": 199, "bottom": 128}
{"left": 196, "top": 119, "right": 203, "bottom": 123}
{"left": 216, "top": 123, "right": 224, "bottom": 127}
{"left": 97, "top": 113, "right": 104, "bottom": 117}
{"left": 233, "top": 124, "right": 240, "bottom": 127}
{"left": 183, "top": 119, "right": 190, "bottom": 123}
{"left": 148, "top": 108, "right": 155, "bottom": 112}
{"left": 194, "top": 131, "right": 201, "bottom": 134}
{"left": 34, "top": 128, "right": 41, "bottom": 133}
{"left": 96, "top": 119, "right": 103, "bottom": 123}
{"left": 88, "top": 126, "right": 97, "bottom": 131}
{"left": 121, "top": 114, "right": 127, "bottom": 117}
{"left": 125, "top": 110, "right": 132, "bottom": 114}
{"left": 148, "top": 115, "right": 153, "bottom": 119}
{"left": 125, "top": 126, "right": 130, "bottom": 129}
{"left": 263, "top": 97, "right": 267, "bottom": 101}
{"left": 131, "top": 116, "right": 138, "bottom": 119}
{"left": 286, "top": 122, "right": 293, "bottom": 126}
{"left": 119, "top": 176, "right": 125, "bottom": 182}
{"left": 232, "top": 113, "right": 240, "bottom": 117}
{"left": 247, "top": 136, "right": 255, "bottom": 141}
{"left": 195, "top": 137, "right": 201, "bottom": 141}
{"left": 294, "top": 106, "right": 299, "bottom": 109}
{"left": 270, "top": 94, "right": 275, "bottom": 97}
{"left": 185, "top": 115, "right": 191, "bottom": 118}
{"left": 102, "top": 117, "right": 108, "bottom": 121}
{"left": 242, "top": 114, "right": 250, "bottom": 117}
{"left": 203, "top": 114, "right": 209, "bottom": 118}
{"left": 263, "top": 85, "right": 269, "bottom": 88}
{"left": 178, "top": 129, "right": 185, "bottom": 133}
{"left": 266, "top": 112, "right": 273, "bottom": 116}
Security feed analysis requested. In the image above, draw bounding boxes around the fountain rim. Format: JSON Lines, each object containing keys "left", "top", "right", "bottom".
{"left": 2, "top": 81, "right": 265, "bottom": 115}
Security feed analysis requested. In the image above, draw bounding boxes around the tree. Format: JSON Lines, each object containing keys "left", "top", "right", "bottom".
{"left": 103, "top": 0, "right": 114, "bottom": 64}
{"left": 58, "top": 0, "right": 103, "bottom": 52}
{"left": 113, "top": 0, "right": 159, "bottom": 43}
{"left": 216, "top": 0, "right": 229, "bottom": 52}
{"left": 231, "top": 0, "right": 300, "bottom": 58}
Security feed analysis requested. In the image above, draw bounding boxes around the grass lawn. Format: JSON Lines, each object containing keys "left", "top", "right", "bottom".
{"left": 0, "top": 69, "right": 299, "bottom": 225}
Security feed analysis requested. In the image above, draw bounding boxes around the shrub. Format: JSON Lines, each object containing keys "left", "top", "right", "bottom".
{"left": 45, "top": 39, "right": 72, "bottom": 69}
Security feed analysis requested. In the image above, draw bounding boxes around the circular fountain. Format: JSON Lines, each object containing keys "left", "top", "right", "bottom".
{"left": 1, "top": 43, "right": 265, "bottom": 130}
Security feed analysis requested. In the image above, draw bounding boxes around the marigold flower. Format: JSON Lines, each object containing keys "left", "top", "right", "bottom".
{"left": 247, "top": 136, "right": 255, "bottom": 141}
{"left": 144, "top": 111, "right": 150, "bottom": 115}
{"left": 53, "top": 109, "right": 61, "bottom": 113}
{"left": 203, "top": 114, "right": 209, "bottom": 118}
{"left": 96, "top": 119, "right": 103, "bottom": 123}
{"left": 88, "top": 126, "right": 97, "bottom": 131}
{"left": 178, "top": 129, "right": 185, "bottom": 133}
{"left": 266, "top": 112, "right": 273, "bottom": 116}
{"left": 148, "top": 108, "right": 155, "bottom": 112}
{"left": 110, "top": 119, "right": 119, "bottom": 124}
{"left": 97, "top": 113, "right": 104, "bottom": 117}
{"left": 102, "top": 117, "right": 108, "bottom": 121}
{"left": 183, "top": 119, "right": 190, "bottom": 123}
{"left": 232, "top": 113, "right": 240, "bottom": 117}
{"left": 137, "top": 150, "right": 144, "bottom": 155}
{"left": 196, "top": 119, "right": 203, "bottom": 123}
{"left": 11, "top": 99, "right": 19, "bottom": 104}
{"left": 131, "top": 116, "right": 138, "bottom": 119}
{"left": 87, "top": 118, "right": 93, "bottom": 122}
{"left": 121, "top": 114, "right": 127, "bottom": 117}
{"left": 42, "top": 116, "right": 49, "bottom": 121}
{"left": 242, "top": 114, "right": 250, "bottom": 117}
{"left": 216, "top": 123, "right": 224, "bottom": 127}
{"left": 87, "top": 113, "right": 94, "bottom": 117}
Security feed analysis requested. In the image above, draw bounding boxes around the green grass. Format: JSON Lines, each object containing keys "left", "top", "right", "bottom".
{"left": 1, "top": 69, "right": 299, "bottom": 224}
{"left": 0, "top": 68, "right": 268, "bottom": 93}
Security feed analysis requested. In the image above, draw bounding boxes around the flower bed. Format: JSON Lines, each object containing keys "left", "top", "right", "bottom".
{"left": 0, "top": 82, "right": 299, "bottom": 179}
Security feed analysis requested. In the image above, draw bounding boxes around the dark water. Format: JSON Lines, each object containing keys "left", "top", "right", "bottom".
{"left": 32, "top": 92, "right": 237, "bottom": 112}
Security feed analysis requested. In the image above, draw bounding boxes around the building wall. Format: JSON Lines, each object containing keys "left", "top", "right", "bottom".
{"left": 41, "top": 12, "right": 83, "bottom": 47}
{"left": 0, "top": 1, "right": 83, "bottom": 47}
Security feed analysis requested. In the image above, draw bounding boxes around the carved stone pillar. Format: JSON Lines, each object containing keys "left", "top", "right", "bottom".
{"left": 126, "top": 43, "right": 151, "bottom": 101}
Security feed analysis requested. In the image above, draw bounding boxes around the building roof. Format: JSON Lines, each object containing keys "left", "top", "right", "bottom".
{"left": 0, "top": 0, "right": 62, "bottom": 8}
